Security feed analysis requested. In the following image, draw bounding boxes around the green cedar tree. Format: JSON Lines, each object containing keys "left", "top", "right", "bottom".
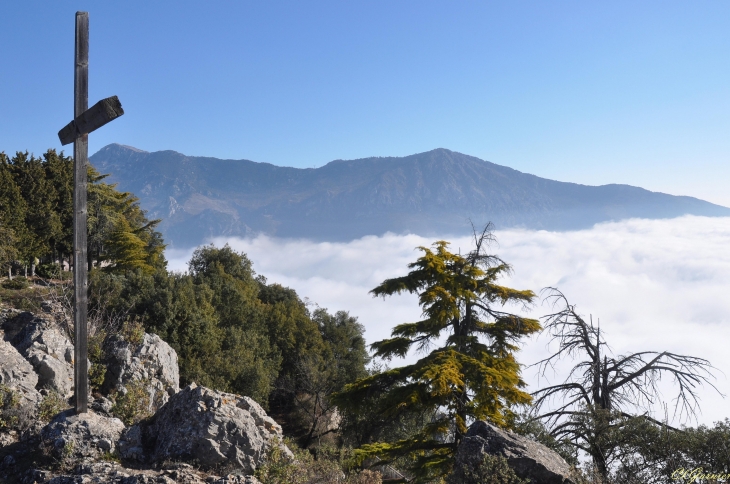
{"left": 334, "top": 225, "right": 540, "bottom": 481}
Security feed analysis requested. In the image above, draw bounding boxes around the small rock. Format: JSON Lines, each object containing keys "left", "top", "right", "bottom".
{"left": 40, "top": 410, "right": 125, "bottom": 461}
{"left": 90, "top": 396, "right": 114, "bottom": 416}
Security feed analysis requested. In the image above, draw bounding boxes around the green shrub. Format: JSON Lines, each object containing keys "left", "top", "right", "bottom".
{"left": 447, "top": 454, "right": 528, "bottom": 484}
{"left": 36, "top": 263, "right": 62, "bottom": 279}
{"left": 121, "top": 318, "right": 145, "bottom": 345}
{"left": 2, "top": 277, "right": 29, "bottom": 290}
{"left": 38, "top": 391, "right": 67, "bottom": 422}
{"left": 88, "top": 330, "right": 107, "bottom": 392}
{"left": 111, "top": 379, "right": 152, "bottom": 426}
{"left": 89, "top": 363, "right": 107, "bottom": 393}
{"left": 0, "top": 384, "right": 21, "bottom": 429}
{"left": 256, "top": 439, "right": 382, "bottom": 484}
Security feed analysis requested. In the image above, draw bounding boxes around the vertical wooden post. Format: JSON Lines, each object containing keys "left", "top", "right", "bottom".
{"left": 74, "top": 11, "right": 89, "bottom": 414}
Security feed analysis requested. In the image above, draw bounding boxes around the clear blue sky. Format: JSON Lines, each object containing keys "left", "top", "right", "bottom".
{"left": 2, "top": 1, "right": 729, "bottom": 205}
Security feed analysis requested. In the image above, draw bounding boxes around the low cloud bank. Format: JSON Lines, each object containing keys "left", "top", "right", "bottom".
{"left": 167, "top": 216, "right": 730, "bottom": 426}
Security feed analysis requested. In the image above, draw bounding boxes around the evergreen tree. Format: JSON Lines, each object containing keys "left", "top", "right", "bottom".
{"left": 87, "top": 165, "right": 165, "bottom": 273}
{"left": 0, "top": 153, "right": 25, "bottom": 276}
{"left": 0, "top": 222, "right": 17, "bottom": 279}
{"left": 43, "top": 150, "right": 74, "bottom": 264}
{"left": 8, "top": 152, "right": 60, "bottom": 267}
{"left": 187, "top": 245, "right": 282, "bottom": 404}
{"left": 334, "top": 225, "right": 540, "bottom": 481}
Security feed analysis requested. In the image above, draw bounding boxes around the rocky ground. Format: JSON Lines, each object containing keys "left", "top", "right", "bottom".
{"left": 0, "top": 306, "right": 285, "bottom": 484}
{"left": 1, "top": 303, "right": 577, "bottom": 484}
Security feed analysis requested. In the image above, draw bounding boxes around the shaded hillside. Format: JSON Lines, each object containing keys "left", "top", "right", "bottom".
{"left": 90, "top": 144, "right": 730, "bottom": 247}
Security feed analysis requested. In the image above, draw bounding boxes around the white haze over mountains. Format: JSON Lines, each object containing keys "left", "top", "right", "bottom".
{"left": 166, "top": 215, "right": 730, "bottom": 426}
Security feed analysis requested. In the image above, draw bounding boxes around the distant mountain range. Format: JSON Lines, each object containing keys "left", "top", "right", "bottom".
{"left": 90, "top": 144, "right": 730, "bottom": 248}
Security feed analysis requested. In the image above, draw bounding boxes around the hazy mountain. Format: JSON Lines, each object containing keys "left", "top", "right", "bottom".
{"left": 90, "top": 144, "right": 730, "bottom": 247}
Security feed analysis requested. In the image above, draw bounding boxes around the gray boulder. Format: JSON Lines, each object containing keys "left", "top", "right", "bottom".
{"left": 454, "top": 421, "right": 575, "bottom": 484}
{"left": 44, "top": 462, "right": 263, "bottom": 483}
{"left": 119, "top": 383, "right": 291, "bottom": 474}
{"left": 0, "top": 338, "right": 41, "bottom": 405}
{"left": 41, "top": 410, "right": 125, "bottom": 461}
{"left": 104, "top": 333, "right": 180, "bottom": 412}
{"left": 3, "top": 312, "right": 75, "bottom": 397}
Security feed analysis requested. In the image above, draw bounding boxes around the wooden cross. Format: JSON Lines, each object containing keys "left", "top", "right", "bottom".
{"left": 57, "top": 11, "right": 124, "bottom": 414}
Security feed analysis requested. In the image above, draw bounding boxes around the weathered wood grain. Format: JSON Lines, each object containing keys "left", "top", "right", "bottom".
{"left": 58, "top": 95, "right": 124, "bottom": 145}
{"left": 74, "top": 10, "right": 89, "bottom": 414}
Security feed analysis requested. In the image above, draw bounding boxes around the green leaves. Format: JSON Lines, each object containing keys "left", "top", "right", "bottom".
{"left": 336, "top": 227, "right": 540, "bottom": 482}
{"left": 0, "top": 149, "right": 164, "bottom": 274}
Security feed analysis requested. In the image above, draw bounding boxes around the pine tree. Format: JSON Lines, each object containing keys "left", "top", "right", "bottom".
{"left": 334, "top": 225, "right": 540, "bottom": 481}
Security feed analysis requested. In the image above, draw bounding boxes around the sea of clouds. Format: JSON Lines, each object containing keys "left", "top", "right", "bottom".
{"left": 166, "top": 215, "right": 730, "bottom": 427}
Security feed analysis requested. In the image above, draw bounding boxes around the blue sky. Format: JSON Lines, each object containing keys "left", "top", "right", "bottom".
{"left": 2, "top": 1, "right": 729, "bottom": 205}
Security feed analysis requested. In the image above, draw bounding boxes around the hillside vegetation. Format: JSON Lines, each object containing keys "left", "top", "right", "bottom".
{"left": 0, "top": 149, "right": 368, "bottom": 449}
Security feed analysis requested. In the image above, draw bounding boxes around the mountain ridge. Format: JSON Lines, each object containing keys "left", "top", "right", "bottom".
{"left": 89, "top": 144, "right": 730, "bottom": 247}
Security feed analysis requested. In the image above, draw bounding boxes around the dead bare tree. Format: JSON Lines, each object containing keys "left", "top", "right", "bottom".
{"left": 529, "top": 288, "right": 723, "bottom": 480}
{"left": 46, "top": 278, "right": 129, "bottom": 342}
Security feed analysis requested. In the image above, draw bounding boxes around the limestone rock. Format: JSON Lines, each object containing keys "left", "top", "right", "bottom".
{"left": 104, "top": 333, "right": 180, "bottom": 412}
{"left": 0, "top": 338, "right": 41, "bottom": 405}
{"left": 120, "top": 383, "right": 291, "bottom": 474}
{"left": 454, "top": 421, "right": 575, "bottom": 484}
{"left": 3, "top": 312, "right": 75, "bottom": 398}
{"left": 40, "top": 410, "right": 125, "bottom": 462}
{"left": 41, "top": 461, "right": 263, "bottom": 483}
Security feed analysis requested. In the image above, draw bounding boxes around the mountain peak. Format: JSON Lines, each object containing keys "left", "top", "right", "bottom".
{"left": 97, "top": 143, "right": 149, "bottom": 154}
{"left": 89, "top": 145, "right": 730, "bottom": 246}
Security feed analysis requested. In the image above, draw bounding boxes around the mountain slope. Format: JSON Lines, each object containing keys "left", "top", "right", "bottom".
{"left": 90, "top": 144, "right": 730, "bottom": 247}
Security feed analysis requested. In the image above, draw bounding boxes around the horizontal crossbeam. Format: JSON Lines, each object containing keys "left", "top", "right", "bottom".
{"left": 58, "top": 95, "right": 124, "bottom": 145}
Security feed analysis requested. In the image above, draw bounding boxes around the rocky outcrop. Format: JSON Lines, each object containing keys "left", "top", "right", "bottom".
{"left": 0, "top": 338, "right": 41, "bottom": 405}
{"left": 454, "top": 421, "right": 575, "bottom": 484}
{"left": 119, "top": 383, "right": 292, "bottom": 474}
{"left": 1, "top": 307, "right": 288, "bottom": 483}
{"left": 104, "top": 333, "right": 180, "bottom": 412}
{"left": 42, "top": 462, "right": 263, "bottom": 483}
{"left": 3, "top": 312, "right": 75, "bottom": 397}
{"left": 40, "top": 410, "right": 126, "bottom": 461}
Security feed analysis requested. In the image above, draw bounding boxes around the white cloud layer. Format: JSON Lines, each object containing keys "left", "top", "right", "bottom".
{"left": 166, "top": 216, "right": 730, "bottom": 426}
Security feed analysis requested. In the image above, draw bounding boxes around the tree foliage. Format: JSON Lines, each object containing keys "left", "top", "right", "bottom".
{"left": 335, "top": 225, "right": 540, "bottom": 481}
{"left": 89, "top": 244, "right": 369, "bottom": 431}
{"left": 0, "top": 149, "right": 164, "bottom": 275}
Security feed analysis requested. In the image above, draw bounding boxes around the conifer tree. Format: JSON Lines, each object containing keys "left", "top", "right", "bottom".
{"left": 0, "top": 222, "right": 17, "bottom": 279}
{"left": 334, "top": 225, "right": 540, "bottom": 481}
{"left": 87, "top": 165, "right": 164, "bottom": 272}
{"left": 43, "top": 150, "right": 74, "bottom": 264}
{"left": 0, "top": 153, "right": 26, "bottom": 276}
{"left": 9, "top": 152, "right": 60, "bottom": 267}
